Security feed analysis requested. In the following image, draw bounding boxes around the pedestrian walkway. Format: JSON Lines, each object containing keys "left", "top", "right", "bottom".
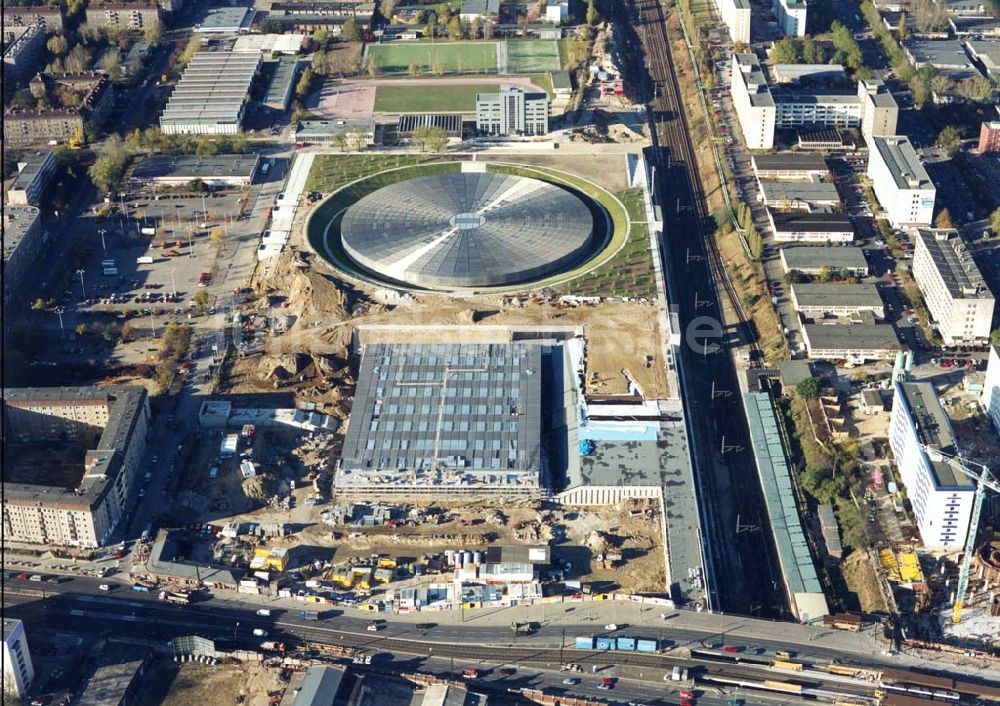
{"left": 496, "top": 40, "right": 509, "bottom": 75}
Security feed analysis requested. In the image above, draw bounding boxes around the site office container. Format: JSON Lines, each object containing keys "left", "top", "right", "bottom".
{"left": 595, "top": 637, "right": 616, "bottom": 651}
{"left": 616, "top": 637, "right": 636, "bottom": 651}
{"left": 636, "top": 639, "right": 658, "bottom": 653}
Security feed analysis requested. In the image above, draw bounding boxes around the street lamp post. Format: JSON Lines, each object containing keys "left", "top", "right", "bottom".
{"left": 54, "top": 307, "right": 66, "bottom": 339}
{"left": 149, "top": 309, "right": 156, "bottom": 338}
{"left": 98, "top": 228, "right": 107, "bottom": 256}
{"left": 76, "top": 269, "right": 86, "bottom": 299}
{"left": 170, "top": 269, "right": 177, "bottom": 298}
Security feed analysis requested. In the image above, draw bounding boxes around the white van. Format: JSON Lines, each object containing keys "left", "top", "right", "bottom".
{"left": 253, "top": 628, "right": 268, "bottom": 637}
{"left": 256, "top": 609, "right": 271, "bottom": 617}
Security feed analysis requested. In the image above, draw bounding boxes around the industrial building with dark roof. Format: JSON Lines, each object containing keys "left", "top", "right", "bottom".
{"left": 130, "top": 154, "right": 261, "bottom": 187}
{"left": 779, "top": 246, "right": 869, "bottom": 275}
{"left": 340, "top": 171, "right": 595, "bottom": 290}
{"left": 337, "top": 342, "right": 544, "bottom": 497}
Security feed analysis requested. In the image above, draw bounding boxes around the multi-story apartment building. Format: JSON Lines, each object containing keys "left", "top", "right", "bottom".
{"left": 858, "top": 78, "right": 899, "bottom": 139}
{"left": 2, "top": 619, "right": 34, "bottom": 698}
{"left": 912, "top": 228, "right": 995, "bottom": 345}
{"left": 6, "top": 149, "right": 55, "bottom": 206}
{"left": 731, "top": 53, "right": 777, "bottom": 148}
{"left": 2, "top": 25, "right": 45, "bottom": 87}
{"left": 85, "top": 2, "right": 161, "bottom": 30}
{"left": 715, "top": 0, "right": 750, "bottom": 44}
{"left": 867, "top": 135, "right": 935, "bottom": 227}
{"left": 889, "top": 381, "right": 976, "bottom": 550}
{"left": 2, "top": 5, "right": 65, "bottom": 33}
{"left": 773, "top": 0, "right": 807, "bottom": 36}
{"left": 983, "top": 345, "right": 1000, "bottom": 434}
{"left": 2, "top": 386, "right": 150, "bottom": 548}
{"left": 2, "top": 109, "right": 84, "bottom": 147}
{"left": 731, "top": 54, "right": 861, "bottom": 149}
{"left": 4, "top": 72, "right": 113, "bottom": 147}
{"left": 2, "top": 206, "right": 44, "bottom": 310}
{"left": 475, "top": 85, "right": 549, "bottom": 137}
{"left": 979, "top": 120, "right": 1000, "bottom": 153}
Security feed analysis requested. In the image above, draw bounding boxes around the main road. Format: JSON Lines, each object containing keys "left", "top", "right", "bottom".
{"left": 625, "top": 0, "right": 786, "bottom": 617}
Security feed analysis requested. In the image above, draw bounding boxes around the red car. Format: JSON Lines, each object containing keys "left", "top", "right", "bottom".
{"left": 722, "top": 645, "right": 741, "bottom": 654}
{"left": 680, "top": 690, "right": 695, "bottom": 699}
{"left": 681, "top": 700, "right": 694, "bottom": 706}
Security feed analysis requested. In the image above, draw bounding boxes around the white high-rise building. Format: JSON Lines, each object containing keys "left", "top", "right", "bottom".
{"left": 2, "top": 619, "right": 34, "bottom": 698}
{"left": 773, "top": 0, "right": 807, "bottom": 36}
{"left": 731, "top": 53, "right": 778, "bottom": 149}
{"left": 867, "top": 135, "right": 935, "bottom": 227}
{"left": 858, "top": 78, "right": 899, "bottom": 139}
{"left": 912, "top": 229, "right": 996, "bottom": 345}
{"left": 716, "top": 0, "right": 751, "bottom": 44}
{"left": 888, "top": 381, "right": 976, "bottom": 550}
{"left": 983, "top": 345, "right": 1000, "bottom": 434}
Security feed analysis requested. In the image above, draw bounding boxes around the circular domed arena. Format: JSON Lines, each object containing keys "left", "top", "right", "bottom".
{"left": 339, "top": 172, "right": 596, "bottom": 290}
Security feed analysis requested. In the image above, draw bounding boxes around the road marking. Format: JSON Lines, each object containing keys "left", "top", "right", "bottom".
{"left": 70, "top": 610, "right": 85, "bottom": 616}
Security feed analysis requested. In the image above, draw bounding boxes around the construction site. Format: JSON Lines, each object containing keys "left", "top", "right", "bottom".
{"left": 126, "top": 141, "right": 713, "bottom": 612}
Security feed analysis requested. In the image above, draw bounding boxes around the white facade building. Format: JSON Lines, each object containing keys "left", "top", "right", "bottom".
{"left": 912, "top": 229, "right": 996, "bottom": 345}
{"left": 773, "top": 0, "right": 807, "bottom": 36}
{"left": 858, "top": 78, "right": 899, "bottom": 139}
{"left": 475, "top": 85, "right": 549, "bottom": 137}
{"left": 867, "top": 135, "right": 935, "bottom": 227}
{"left": 731, "top": 53, "right": 777, "bottom": 149}
{"left": 716, "top": 0, "right": 751, "bottom": 44}
{"left": 731, "top": 54, "right": 862, "bottom": 149}
{"left": 2, "top": 619, "right": 34, "bottom": 698}
{"left": 888, "top": 381, "right": 976, "bottom": 549}
{"left": 983, "top": 345, "right": 1000, "bottom": 434}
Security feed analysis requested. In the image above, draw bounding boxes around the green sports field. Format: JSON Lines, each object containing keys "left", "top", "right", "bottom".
{"left": 373, "top": 83, "right": 499, "bottom": 112}
{"left": 506, "top": 40, "right": 561, "bottom": 73}
{"left": 368, "top": 42, "right": 498, "bottom": 75}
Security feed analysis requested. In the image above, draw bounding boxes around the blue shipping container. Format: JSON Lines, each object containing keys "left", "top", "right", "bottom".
{"left": 595, "top": 637, "right": 617, "bottom": 651}
{"left": 575, "top": 637, "right": 594, "bottom": 649}
{"left": 636, "top": 639, "right": 658, "bottom": 653}
{"left": 616, "top": 637, "right": 636, "bottom": 651}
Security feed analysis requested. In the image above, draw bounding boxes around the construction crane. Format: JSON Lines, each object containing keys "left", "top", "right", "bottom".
{"left": 919, "top": 443, "right": 999, "bottom": 623}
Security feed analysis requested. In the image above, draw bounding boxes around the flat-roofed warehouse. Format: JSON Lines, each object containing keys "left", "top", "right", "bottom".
{"left": 769, "top": 209, "right": 854, "bottom": 243}
{"left": 790, "top": 282, "right": 885, "bottom": 318}
{"left": 780, "top": 246, "right": 869, "bottom": 275}
{"left": 801, "top": 323, "right": 899, "bottom": 361}
{"left": 129, "top": 154, "right": 261, "bottom": 187}
{"left": 758, "top": 178, "right": 841, "bottom": 209}
{"left": 337, "top": 342, "right": 544, "bottom": 498}
{"left": 752, "top": 152, "right": 828, "bottom": 181}
{"left": 159, "top": 50, "right": 260, "bottom": 135}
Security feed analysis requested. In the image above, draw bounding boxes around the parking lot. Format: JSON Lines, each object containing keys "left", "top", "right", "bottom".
{"left": 35, "top": 160, "right": 290, "bottom": 374}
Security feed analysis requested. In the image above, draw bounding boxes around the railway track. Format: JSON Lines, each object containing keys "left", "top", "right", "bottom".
{"left": 631, "top": 0, "right": 757, "bottom": 358}
{"left": 627, "top": 0, "right": 785, "bottom": 615}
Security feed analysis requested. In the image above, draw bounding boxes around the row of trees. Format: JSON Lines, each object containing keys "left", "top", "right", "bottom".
{"left": 125, "top": 128, "right": 250, "bottom": 156}
{"left": 734, "top": 201, "right": 763, "bottom": 259}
